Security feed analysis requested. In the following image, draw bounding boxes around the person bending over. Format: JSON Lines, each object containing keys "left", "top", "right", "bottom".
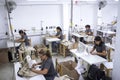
{"left": 90, "top": 36, "right": 107, "bottom": 59}
{"left": 31, "top": 49, "right": 57, "bottom": 80}
{"left": 15, "top": 30, "right": 30, "bottom": 46}
{"left": 14, "top": 30, "right": 30, "bottom": 59}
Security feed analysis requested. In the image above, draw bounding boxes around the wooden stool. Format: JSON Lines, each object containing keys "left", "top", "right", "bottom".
{"left": 59, "top": 43, "right": 68, "bottom": 57}
{"left": 56, "top": 59, "right": 62, "bottom": 76}
{"left": 103, "top": 62, "right": 113, "bottom": 77}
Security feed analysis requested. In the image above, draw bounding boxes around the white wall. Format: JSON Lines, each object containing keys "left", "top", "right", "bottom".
{"left": 0, "top": 1, "right": 118, "bottom": 48}
{"left": 0, "top": 5, "right": 8, "bottom": 48}
{"left": 71, "top": 3, "right": 118, "bottom": 29}
{"left": 10, "top": 4, "right": 62, "bottom": 46}
{"left": 112, "top": 1, "right": 120, "bottom": 80}
{"left": 72, "top": 4, "right": 98, "bottom": 29}
{"left": 101, "top": 4, "right": 118, "bottom": 24}
{"left": 11, "top": 4, "right": 62, "bottom": 31}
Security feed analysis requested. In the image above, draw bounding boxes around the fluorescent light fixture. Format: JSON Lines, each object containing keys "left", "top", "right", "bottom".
{"left": 27, "top": 0, "right": 57, "bottom": 1}
{"left": 115, "top": 0, "right": 119, "bottom": 1}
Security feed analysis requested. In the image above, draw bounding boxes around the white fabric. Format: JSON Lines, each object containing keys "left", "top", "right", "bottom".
{"left": 54, "top": 75, "right": 70, "bottom": 80}
{"left": 85, "top": 36, "right": 94, "bottom": 42}
{"left": 26, "top": 55, "right": 37, "bottom": 68}
{"left": 77, "top": 42, "right": 86, "bottom": 53}
{"left": 14, "top": 62, "right": 45, "bottom": 80}
{"left": 29, "top": 75, "right": 46, "bottom": 80}
{"left": 75, "top": 61, "right": 85, "bottom": 80}
{"left": 103, "top": 62, "right": 113, "bottom": 69}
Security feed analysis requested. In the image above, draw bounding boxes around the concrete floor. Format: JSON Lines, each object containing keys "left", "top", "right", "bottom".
{"left": 0, "top": 48, "right": 15, "bottom": 80}
{"left": 0, "top": 63, "right": 15, "bottom": 80}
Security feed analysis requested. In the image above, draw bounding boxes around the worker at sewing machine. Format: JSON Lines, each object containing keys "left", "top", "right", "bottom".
{"left": 90, "top": 36, "right": 107, "bottom": 59}
{"left": 85, "top": 24, "right": 92, "bottom": 35}
{"left": 50, "top": 26, "right": 63, "bottom": 40}
{"left": 14, "top": 30, "right": 30, "bottom": 59}
{"left": 80, "top": 25, "right": 93, "bottom": 44}
{"left": 31, "top": 49, "right": 57, "bottom": 80}
{"left": 15, "top": 30, "right": 30, "bottom": 46}
{"left": 50, "top": 26, "right": 63, "bottom": 52}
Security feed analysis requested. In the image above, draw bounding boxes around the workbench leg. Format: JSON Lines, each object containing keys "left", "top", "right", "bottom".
{"left": 49, "top": 42, "right": 52, "bottom": 55}
{"left": 63, "top": 46, "right": 66, "bottom": 57}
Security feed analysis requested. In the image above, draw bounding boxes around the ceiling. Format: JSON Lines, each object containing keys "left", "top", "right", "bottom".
{"left": 0, "top": 0, "right": 119, "bottom": 5}
{"left": 13, "top": 0, "right": 119, "bottom": 2}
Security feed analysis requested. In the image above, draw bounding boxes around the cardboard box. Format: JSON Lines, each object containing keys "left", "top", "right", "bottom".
{"left": 0, "top": 48, "right": 9, "bottom": 63}
{"left": 57, "top": 60, "right": 79, "bottom": 80}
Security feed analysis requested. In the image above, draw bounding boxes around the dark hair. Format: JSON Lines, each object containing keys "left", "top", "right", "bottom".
{"left": 39, "top": 49, "right": 52, "bottom": 58}
{"left": 19, "top": 30, "right": 24, "bottom": 34}
{"left": 94, "top": 36, "right": 102, "bottom": 41}
{"left": 19, "top": 30, "right": 26, "bottom": 35}
{"left": 94, "top": 36, "right": 104, "bottom": 46}
{"left": 56, "top": 26, "right": 62, "bottom": 31}
{"left": 75, "top": 24, "right": 77, "bottom": 27}
{"left": 85, "top": 25, "right": 90, "bottom": 28}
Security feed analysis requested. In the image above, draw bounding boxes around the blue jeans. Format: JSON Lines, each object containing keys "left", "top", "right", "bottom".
{"left": 52, "top": 42, "right": 60, "bottom": 51}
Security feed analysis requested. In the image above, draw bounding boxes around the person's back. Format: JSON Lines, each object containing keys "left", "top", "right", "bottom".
{"left": 56, "top": 31, "right": 63, "bottom": 40}
{"left": 22, "top": 34, "right": 30, "bottom": 46}
{"left": 55, "top": 27, "right": 63, "bottom": 40}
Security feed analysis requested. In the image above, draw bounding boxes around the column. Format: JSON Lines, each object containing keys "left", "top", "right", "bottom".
{"left": 62, "top": 3, "right": 69, "bottom": 41}
{"left": 112, "top": 1, "right": 120, "bottom": 80}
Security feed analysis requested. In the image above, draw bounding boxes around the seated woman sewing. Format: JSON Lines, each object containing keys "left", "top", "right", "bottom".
{"left": 85, "top": 24, "right": 92, "bottom": 35}
{"left": 15, "top": 30, "right": 30, "bottom": 59}
{"left": 51, "top": 26, "right": 63, "bottom": 52}
{"left": 51, "top": 26, "right": 63, "bottom": 40}
{"left": 80, "top": 25, "right": 93, "bottom": 44}
{"left": 15, "top": 30, "right": 30, "bottom": 46}
{"left": 31, "top": 49, "right": 57, "bottom": 80}
{"left": 90, "top": 36, "right": 107, "bottom": 59}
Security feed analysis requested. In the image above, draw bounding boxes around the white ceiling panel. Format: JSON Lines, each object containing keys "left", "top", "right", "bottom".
{"left": 0, "top": 0, "right": 118, "bottom": 5}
